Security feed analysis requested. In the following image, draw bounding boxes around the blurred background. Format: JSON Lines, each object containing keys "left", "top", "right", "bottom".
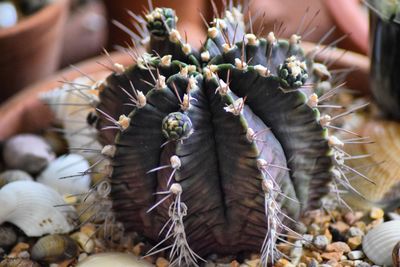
{"left": 0, "top": 0, "right": 368, "bottom": 103}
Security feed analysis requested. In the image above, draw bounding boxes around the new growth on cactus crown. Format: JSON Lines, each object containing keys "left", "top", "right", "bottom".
{"left": 42, "top": 1, "right": 372, "bottom": 266}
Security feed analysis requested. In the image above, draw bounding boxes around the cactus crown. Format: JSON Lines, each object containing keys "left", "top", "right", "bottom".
{"left": 42, "top": 2, "right": 371, "bottom": 266}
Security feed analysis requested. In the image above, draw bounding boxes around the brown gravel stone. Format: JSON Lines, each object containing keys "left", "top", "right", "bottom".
{"left": 230, "top": 260, "right": 240, "bottom": 267}
{"left": 321, "top": 252, "right": 343, "bottom": 261}
{"left": 326, "top": 242, "right": 351, "bottom": 253}
{"left": 331, "top": 221, "right": 350, "bottom": 233}
{"left": 347, "top": 236, "right": 362, "bottom": 250}
{"left": 344, "top": 212, "right": 364, "bottom": 225}
{"left": 156, "top": 257, "right": 169, "bottom": 267}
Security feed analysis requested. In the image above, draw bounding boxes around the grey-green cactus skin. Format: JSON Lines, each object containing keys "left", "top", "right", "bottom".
{"left": 92, "top": 4, "right": 344, "bottom": 266}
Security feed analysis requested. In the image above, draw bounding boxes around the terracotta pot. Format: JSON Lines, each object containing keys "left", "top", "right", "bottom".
{"left": 0, "top": 0, "right": 70, "bottom": 103}
{"left": 0, "top": 42, "right": 369, "bottom": 140}
{"left": 61, "top": 0, "right": 108, "bottom": 67}
{"left": 103, "top": 0, "right": 206, "bottom": 48}
{"left": 249, "top": 0, "right": 368, "bottom": 55}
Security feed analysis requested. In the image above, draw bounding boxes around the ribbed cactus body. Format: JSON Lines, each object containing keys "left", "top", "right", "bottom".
{"left": 90, "top": 5, "right": 338, "bottom": 265}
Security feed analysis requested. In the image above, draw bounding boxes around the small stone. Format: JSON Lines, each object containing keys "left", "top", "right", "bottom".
{"left": 344, "top": 212, "right": 364, "bottom": 225}
{"left": 348, "top": 227, "right": 364, "bottom": 237}
{"left": 277, "top": 243, "right": 292, "bottom": 255}
{"left": 347, "top": 236, "right": 362, "bottom": 250}
{"left": 313, "top": 235, "right": 329, "bottom": 250}
{"left": 275, "top": 258, "right": 294, "bottom": 267}
{"left": 156, "top": 257, "right": 169, "bottom": 267}
{"left": 369, "top": 208, "right": 384, "bottom": 220}
{"left": 353, "top": 221, "right": 367, "bottom": 232}
{"left": 302, "top": 234, "right": 314, "bottom": 248}
{"left": 132, "top": 242, "right": 145, "bottom": 256}
{"left": 331, "top": 221, "right": 350, "bottom": 233}
{"left": 309, "top": 223, "right": 321, "bottom": 235}
{"left": 326, "top": 259, "right": 341, "bottom": 267}
{"left": 298, "top": 263, "right": 307, "bottom": 267}
{"left": 348, "top": 251, "right": 365, "bottom": 260}
{"left": 230, "top": 260, "right": 240, "bottom": 267}
{"left": 306, "top": 258, "right": 319, "bottom": 267}
{"left": 326, "top": 242, "right": 351, "bottom": 253}
{"left": 290, "top": 240, "right": 303, "bottom": 265}
{"left": 354, "top": 261, "right": 371, "bottom": 267}
{"left": 324, "top": 228, "right": 333, "bottom": 243}
{"left": 312, "top": 251, "right": 323, "bottom": 263}
{"left": 340, "top": 260, "right": 355, "bottom": 266}
{"left": 321, "top": 252, "right": 343, "bottom": 261}
{"left": 243, "top": 259, "right": 260, "bottom": 267}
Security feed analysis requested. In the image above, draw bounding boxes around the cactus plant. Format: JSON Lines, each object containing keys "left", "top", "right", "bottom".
{"left": 42, "top": 2, "right": 371, "bottom": 266}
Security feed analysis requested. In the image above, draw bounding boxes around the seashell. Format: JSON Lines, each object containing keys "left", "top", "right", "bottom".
{"left": 31, "top": 234, "right": 79, "bottom": 263}
{"left": 0, "top": 181, "right": 76, "bottom": 237}
{"left": 40, "top": 76, "right": 102, "bottom": 162}
{"left": 70, "top": 231, "right": 94, "bottom": 254}
{"left": 2, "top": 134, "right": 55, "bottom": 174}
{"left": 0, "top": 258, "right": 40, "bottom": 267}
{"left": 0, "top": 170, "right": 33, "bottom": 188}
{"left": 362, "top": 220, "right": 400, "bottom": 266}
{"left": 341, "top": 115, "right": 400, "bottom": 210}
{"left": 36, "top": 154, "right": 91, "bottom": 196}
{"left": 0, "top": 2, "right": 18, "bottom": 28}
{"left": 0, "top": 225, "right": 17, "bottom": 247}
{"left": 76, "top": 252, "right": 154, "bottom": 267}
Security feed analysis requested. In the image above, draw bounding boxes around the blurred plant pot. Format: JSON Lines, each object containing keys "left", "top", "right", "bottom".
{"left": 0, "top": 0, "right": 69, "bottom": 103}
{"left": 61, "top": 0, "right": 108, "bottom": 67}
{"left": 0, "top": 42, "right": 369, "bottom": 140}
{"left": 369, "top": 8, "right": 400, "bottom": 120}
{"left": 103, "top": 0, "right": 206, "bottom": 48}
{"left": 249, "top": 0, "right": 368, "bottom": 55}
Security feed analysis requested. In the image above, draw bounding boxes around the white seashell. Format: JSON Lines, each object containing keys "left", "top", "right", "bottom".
{"left": 0, "top": 181, "right": 76, "bottom": 237}
{"left": 40, "top": 76, "right": 102, "bottom": 161}
{"left": 362, "top": 220, "right": 400, "bottom": 266}
{"left": 0, "top": 170, "right": 33, "bottom": 188}
{"left": 2, "top": 134, "right": 55, "bottom": 174}
{"left": 76, "top": 252, "right": 154, "bottom": 267}
{"left": 36, "top": 154, "right": 91, "bottom": 196}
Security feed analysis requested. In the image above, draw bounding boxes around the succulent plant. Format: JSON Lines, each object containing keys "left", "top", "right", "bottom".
{"left": 42, "top": 2, "right": 370, "bottom": 266}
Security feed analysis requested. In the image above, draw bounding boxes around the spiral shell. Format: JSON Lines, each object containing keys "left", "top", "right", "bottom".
{"left": 31, "top": 234, "right": 79, "bottom": 263}
{"left": 0, "top": 170, "right": 33, "bottom": 188}
{"left": 342, "top": 115, "right": 400, "bottom": 210}
{"left": 76, "top": 252, "right": 154, "bottom": 267}
{"left": 36, "top": 154, "right": 91, "bottom": 196}
{"left": 2, "top": 134, "right": 55, "bottom": 174}
{"left": 362, "top": 220, "right": 400, "bottom": 266}
{"left": 0, "top": 181, "right": 76, "bottom": 236}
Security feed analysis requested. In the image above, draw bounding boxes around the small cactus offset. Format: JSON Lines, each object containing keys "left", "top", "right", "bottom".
{"left": 42, "top": 2, "right": 372, "bottom": 266}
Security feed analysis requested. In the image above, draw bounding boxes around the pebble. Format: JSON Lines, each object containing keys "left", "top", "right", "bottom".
{"left": 348, "top": 251, "right": 365, "bottom": 260}
{"left": 369, "top": 208, "right": 384, "bottom": 220}
{"left": 302, "top": 234, "right": 314, "bottom": 248}
{"left": 348, "top": 227, "right": 364, "bottom": 237}
{"left": 331, "top": 221, "right": 350, "bottom": 233}
{"left": 343, "top": 212, "right": 364, "bottom": 225}
{"left": 313, "top": 235, "right": 329, "bottom": 250}
{"left": 354, "top": 261, "right": 371, "bottom": 267}
{"left": 321, "top": 252, "right": 343, "bottom": 261}
{"left": 155, "top": 257, "right": 169, "bottom": 267}
{"left": 326, "top": 242, "right": 351, "bottom": 253}
{"left": 347, "top": 236, "right": 362, "bottom": 250}
{"left": 275, "top": 258, "right": 295, "bottom": 267}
